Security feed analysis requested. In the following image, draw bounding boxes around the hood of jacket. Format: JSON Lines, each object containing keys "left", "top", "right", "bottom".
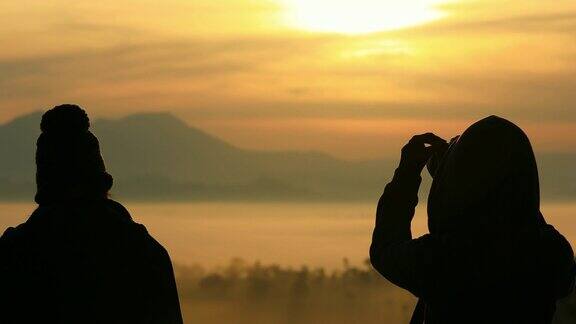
{"left": 428, "top": 115, "right": 543, "bottom": 235}
{"left": 427, "top": 115, "right": 575, "bottom": 299}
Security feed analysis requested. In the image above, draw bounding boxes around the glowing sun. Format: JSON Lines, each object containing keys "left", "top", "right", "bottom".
{"left": 282, "top": 0, "right": 447, "bottom": 34}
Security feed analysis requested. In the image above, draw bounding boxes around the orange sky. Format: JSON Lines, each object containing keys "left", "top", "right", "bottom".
{"left": 1, "top": 0, "right": 575, "bottom": 159}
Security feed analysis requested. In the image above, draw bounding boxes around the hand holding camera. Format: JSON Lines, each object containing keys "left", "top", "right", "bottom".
{"left": 399, "top": 133, "right": 447, "bottom": 175}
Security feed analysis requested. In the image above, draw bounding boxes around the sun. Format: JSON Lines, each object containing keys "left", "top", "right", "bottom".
{"left": 281, "top": 0, "right": 447, "bottom": 35}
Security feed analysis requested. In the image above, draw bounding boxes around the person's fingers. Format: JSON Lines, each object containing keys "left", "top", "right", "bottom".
{"left": 408, "top": 133, "right": 427, "bottom": 144}
{"left": 410, "top": 133, "right": 438, "bottom": 143}
{"left": 423, "top": 133, "right": 447, "bottom": 146}
{"left": 410, "top": 133, "right": 446, "bottom": 146}
{"left": 423, "top": 146, "right": 435, "bottom": 158}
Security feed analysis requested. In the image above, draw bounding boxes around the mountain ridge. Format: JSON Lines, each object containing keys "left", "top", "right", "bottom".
{"left": 0, "top": 111, "right": 574, "bottom": 202}
{"left": 0, "top": 111, "right": 392, "bottom": 201}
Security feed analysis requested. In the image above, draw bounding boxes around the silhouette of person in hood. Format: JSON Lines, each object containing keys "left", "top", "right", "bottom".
{"left": 0, "top": 105, "right": 183, "bottom": 323}
{"left": 370, "top": 116, "right": 575, "bottom": 324}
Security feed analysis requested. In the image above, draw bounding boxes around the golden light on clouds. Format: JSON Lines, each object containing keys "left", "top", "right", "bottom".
{"left": 281, "top": 0, "right": 449, "bottom": 34}
{"left": 1, "top": 0, "right": 576, "bottom": 158}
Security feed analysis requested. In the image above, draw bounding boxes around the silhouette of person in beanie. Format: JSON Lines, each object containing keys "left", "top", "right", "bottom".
{"left": 0, "top": 105, "right": 183, "bottom": 323}
{"left": 370, "top": 116, "right": 575, "bottom": 324}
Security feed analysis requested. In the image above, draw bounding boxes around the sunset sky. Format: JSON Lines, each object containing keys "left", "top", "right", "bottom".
{"left": 1, "top": 0, "right": 575, "bottom": 159}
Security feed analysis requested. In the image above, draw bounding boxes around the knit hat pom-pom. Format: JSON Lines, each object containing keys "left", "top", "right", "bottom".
{"left": 41, "top": 104, "right": 90, "bottom": 134}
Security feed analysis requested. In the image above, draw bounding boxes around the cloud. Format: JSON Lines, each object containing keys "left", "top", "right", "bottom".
{"left": 0, "top": 33, "right": 339, "bottom": 115}
{"left": 2, "top": 0, "right": 576, "bottom": 157}
{"left": 1, "top": 29, "right": 575, "bottom": 123}
{"left": 388, "top": 0, "right": 576, "bottom": 36}
{"left": 394, "top": 11, "right": 576, "bottom": 36}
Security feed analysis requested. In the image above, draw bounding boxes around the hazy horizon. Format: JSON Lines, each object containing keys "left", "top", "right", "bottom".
{"left": 1, "top": 110, "right": 575, "bottom": 203}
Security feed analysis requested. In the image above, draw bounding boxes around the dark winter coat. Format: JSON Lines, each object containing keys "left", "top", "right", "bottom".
{"left": 0, "top": 199, "right": 183, "bottom": 324}
{"left": 370, "top": 116, "right": 575, "bottom": 324}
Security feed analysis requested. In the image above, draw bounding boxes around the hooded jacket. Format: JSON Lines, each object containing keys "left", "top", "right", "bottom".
{"left": 0, "top": 199, "right": 183, "bottom": 324}
{"left": 370, "top": 116, "right": 575, "bottom": 324}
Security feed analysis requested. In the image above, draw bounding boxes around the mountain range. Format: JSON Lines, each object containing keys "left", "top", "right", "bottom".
{"left": 0, "top": 112, "right": 574, "bottom": 202}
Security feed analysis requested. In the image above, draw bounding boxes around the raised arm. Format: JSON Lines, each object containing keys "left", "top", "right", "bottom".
{"left": 370, "top": 133, "right": 447, "bottom": 297}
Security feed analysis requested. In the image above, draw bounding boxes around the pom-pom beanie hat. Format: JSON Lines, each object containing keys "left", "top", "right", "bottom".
{"left": 35, "top": 104, "right": 113, "bottom": 205}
